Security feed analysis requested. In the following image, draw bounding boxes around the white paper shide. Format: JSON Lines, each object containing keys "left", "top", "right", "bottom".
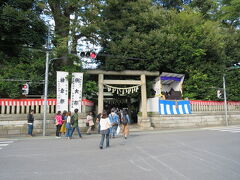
{"left": 70, "top": 73, "right": 83, "bottom": 113}
{"left": 56, "top": 71, "right": 69, "bottom": 112}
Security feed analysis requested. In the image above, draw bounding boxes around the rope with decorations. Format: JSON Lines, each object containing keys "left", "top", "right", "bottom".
{"left": 105, "top": 84, "right": 141, "bottom": 95}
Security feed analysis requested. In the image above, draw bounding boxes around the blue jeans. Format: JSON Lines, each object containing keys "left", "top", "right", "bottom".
{"left": 70, "top": 126, "right": 82, "bottom": 138}
{"left": 98, "top": 123, "right": 100, "bottom": 134}
{"left": 66, "top": 127, "right": 72, "bottom": 137}
{"left": 110, "top": 125, "right": 118, "bottom": 137}
{"left": 100, "top": 131, "right": 110, "bottom": 148}
{"left": 28, "top": 124, "right": 33, "bottom": 135}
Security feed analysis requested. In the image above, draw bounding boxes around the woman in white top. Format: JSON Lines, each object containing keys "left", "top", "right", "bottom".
{"left": 86, "top": 111, "right": 94, "bottom": 135}
{"left": 65, "top": 111, "right": 72, "bottom": 139}
{"left": 99, "top": 110, "right": 111, "bottom": 149}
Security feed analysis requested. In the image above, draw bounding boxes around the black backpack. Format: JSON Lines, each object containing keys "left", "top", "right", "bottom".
{"left": 122, "top": 115, "right": 128, "bottom": 125}
{"left": 70, "top": 115, "right": 75, "bottom": 125}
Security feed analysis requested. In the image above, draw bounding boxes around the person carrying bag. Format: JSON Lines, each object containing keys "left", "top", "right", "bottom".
{"left": 99, "top": 110, "right": 111, "bottom": 149}
{"left": 86, "top": 111, "right": 94, "bottom": 135}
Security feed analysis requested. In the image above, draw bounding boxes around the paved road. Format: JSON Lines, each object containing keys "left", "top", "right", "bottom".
{"left": 0, "top": 126, "right": 240, "bottom": 180}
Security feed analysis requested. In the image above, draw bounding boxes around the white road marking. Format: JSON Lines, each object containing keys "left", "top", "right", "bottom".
{"left": 0, "top": 140, "right": 15, "bottom": 150}
{"left": 204, "top": 126, "right": 240, "bottom": 133}
{"left": 136, "top": 146, "right": 191, "bottom": 180}
{"left": 178, "top": 141, "right": 240, "bottom": 166}
{"left": 0, "top": 141, "right": 14, "bottom": 144}
{"left": 0, "top": 144, "right": 9, "bottom": 147}
{"left": 129, "top": 159, "right": 152, "bottom": 172}
{"left": 180, "top": 150, "right": 240, "bottom": 177}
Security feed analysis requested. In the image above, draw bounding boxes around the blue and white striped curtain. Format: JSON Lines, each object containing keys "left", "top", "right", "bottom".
{"left": 159, "top": 100, "right": 191, "bottom": 115}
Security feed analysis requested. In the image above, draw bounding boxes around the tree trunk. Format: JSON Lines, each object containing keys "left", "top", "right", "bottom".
{"left": 48, "top": 0, "right": 74, "bottom": 65}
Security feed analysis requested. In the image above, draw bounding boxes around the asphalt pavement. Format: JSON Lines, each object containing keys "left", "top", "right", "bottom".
{"left": 0, "top": 126, "right": 240, "bottom": 180}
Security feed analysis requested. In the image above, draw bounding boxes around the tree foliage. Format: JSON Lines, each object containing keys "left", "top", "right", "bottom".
{"left": 1, "top": 0, "right": 240, "bottom": 101}
{"left": 0, "top": 0, "right": 47, "bottom": 98}
{"left": 95, "top": 0, "right": 240, "bottom": 100}
{"left": 0, "top": 0, "right": 46, "bottom": 57}
{"left": 218, "top": 0, "right": 240, "bottom": 27}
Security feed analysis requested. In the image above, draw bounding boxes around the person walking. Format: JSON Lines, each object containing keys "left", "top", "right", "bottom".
{"left": 70, "top": 109, "right": 82, "bottom": 138}
{"left": 55, "top": 111, "right": 63, "bottom": 138}
{"left": 96, "top": 113, "right": 102, "bottom": 134}
{"left": 121, "top": 109, "right": 130, "bottom": 139}
{"left": 65, "top": 111, "right": 72, "bottom": 139}
{"left": 27, "top": 110, "right": 34, "bottom": 136}
{"left": 99, "top": 110, "right": 111, "bottom": 149}
{"left": 108, "top": 108, "right": 119, "bottom": 138}
{"left": 86, "top": 111, "right": 94, "bottom": 135}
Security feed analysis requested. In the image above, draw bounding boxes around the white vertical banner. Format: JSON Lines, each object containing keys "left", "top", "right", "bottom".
{"left": 56, "top": 71, "right": 69, "bottom": 112}
{"left": 70, "top": 72, "right": 83, "bottom": 113}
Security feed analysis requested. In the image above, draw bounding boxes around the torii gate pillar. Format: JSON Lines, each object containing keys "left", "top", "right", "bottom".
{"left": 87, "top": 70, "right": 159, "bottom": 129}
{"left": 141, "top": 74, "right": 147, "bottom": 119}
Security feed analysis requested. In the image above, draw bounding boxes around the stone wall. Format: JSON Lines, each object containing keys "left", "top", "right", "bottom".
{"left": 0, "top": 114, "right": 88, "bottom": 137}
{"left": 141, "top": 112, "right": 240, "bottom": 129}
{"left": 1, "top": 112, "right": 240, "bottom": 137}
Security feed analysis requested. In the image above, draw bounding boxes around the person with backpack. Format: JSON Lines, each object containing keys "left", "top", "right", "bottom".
{"left": 70, "top": 109, "right": 82, "bottom": 138}
{"left": 121, "top": 109, "right": 130, "bottom": 139}
{"left": 108, "top": 108, "right": 119, "bottom": 138}
{"left": 65, "top": 111, "right": 72, "bottom": 139}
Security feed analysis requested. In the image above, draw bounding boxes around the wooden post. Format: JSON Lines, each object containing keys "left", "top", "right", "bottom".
{"left": 98, "top": 74, "right": 104, "bottom": 114}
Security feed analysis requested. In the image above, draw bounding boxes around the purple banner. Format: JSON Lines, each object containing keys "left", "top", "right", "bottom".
{"left": 160, "top": 76, "right": 181, "bottom": 82}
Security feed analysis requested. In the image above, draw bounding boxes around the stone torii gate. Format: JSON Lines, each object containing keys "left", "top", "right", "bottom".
{"left": 86, "top": 70, "right": 159, "bottom": 128}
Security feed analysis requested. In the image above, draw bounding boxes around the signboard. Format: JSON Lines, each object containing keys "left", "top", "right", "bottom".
{"left": 56, "top": 71, "right": 69, "bottom": 112}
{"left": 70, "top": 72, "right": 83, "bottom": 113}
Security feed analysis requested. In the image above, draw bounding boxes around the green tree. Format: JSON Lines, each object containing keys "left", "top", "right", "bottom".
{"left": 0, "top": 0, "right": 47, "bottom": 98}
{"left": 189, "top": 0, "right": 218, "bottom": 19}
{"left": 0, "top": 0, "right": 47, "bottom": 57}
{"left": 44, "top": 0, "right": 102, "bottom": 64}
{"left": 0, "top": 50, "right": 46, "bottom": 98}
{"left": 218, "top": 0, "right": 240, "bottom": 27}
{"left": 96, "top": 1, "right": 231, "bottom": 100}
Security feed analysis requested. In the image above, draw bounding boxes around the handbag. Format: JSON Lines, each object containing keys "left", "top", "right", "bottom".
{"left": 112, "top": 123, "right": 118, "bottom": 126}
{"left": 86, "top": 122, "right": 89, "bottom": 127}
{"left": 89, "top": 121, "right": 94, "bottom": 126}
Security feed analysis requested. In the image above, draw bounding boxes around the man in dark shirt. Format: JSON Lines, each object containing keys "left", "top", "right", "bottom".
{"left": 27, "top": 110, "right": 34, "bottom": 136}
{"left": 70, "top": 109, "right": 82, "bottom": 138}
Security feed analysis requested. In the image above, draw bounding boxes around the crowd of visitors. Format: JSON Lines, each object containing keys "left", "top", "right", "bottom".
{"left": 98, "top": 108, "right": 130, "bottom": 149}
{"left": 54, "top": 108, "right": 82, "bottom": 139}
{"left": 27, "top": 107, "right": 130, "bottom": 150}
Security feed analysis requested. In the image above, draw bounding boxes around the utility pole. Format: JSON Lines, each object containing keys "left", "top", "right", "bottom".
{"left": 43, "top": 24, "right": 51, "bottom": 136}
{"left": 223, "top": 74, "right": 228, "bottom": 126}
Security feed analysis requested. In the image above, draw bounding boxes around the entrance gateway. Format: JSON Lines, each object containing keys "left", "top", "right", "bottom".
{"left": 86, "top": 70, "right": 159, "bottom": 128}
